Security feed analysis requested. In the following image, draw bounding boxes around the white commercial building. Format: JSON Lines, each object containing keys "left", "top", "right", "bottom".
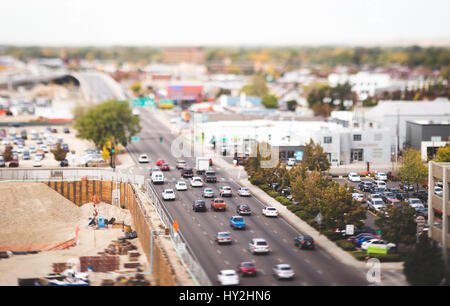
{"left": 198, "top": 119, "right": 391, "bottom": 166}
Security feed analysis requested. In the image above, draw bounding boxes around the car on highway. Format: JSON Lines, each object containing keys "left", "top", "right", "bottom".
{"left": 192, "top": 200, "right": 207, "bottom": 212}
{"left": 176, "top": 160, "right": 186, "bottom": 169}
{"left": 151, "top": 171, "right": 164, "bottom": 184}
{"left": 202, "top": 188, "right": 214, "bottom": 198}
{"left": 203, "top": 170, "right": 217, "bottom": 183}
{"left": 138, "top": 154, "right": 149, "bottom": 163}
{"left": 294, "top": 234, "right": 315, "bottom": 249}
{"left": 358, "top": 181, "right": 374, "bottom": 192}
{"left": 237, "top": 262, "right": 257, "bottom": 277}
{"left": 237, "top": 187, "right": 251, "bottom": 197}
{"left": 352, "top": 192, "right": 364, "bottom": 202}
{"left": 210, "top": 198, "right": 227, "bottom": 211}
{"left": 215, "top": 232, "right": 232, "bottom": 244}
{"left": 361, "top": 239, "right": 396, "bottom": 252}
{"left": 175, "top": 181, "right": 188, "bottom": 191}
{"left": 217, "top": 270, "right": 239, "bottom": 286}
{"left": 162, "top": 189, "right": 175, "bottom": 201}
{"left": 374, "top": 172, "right": 388, "bottom": 181}
{"left": 262, "top": 207, "right": 279, "bottom": 217}
{"left": 160, "top": 163, "right": 170, "bottom": 171}
{"left": 181, "top": 167, "right": 194, "bottom": 178}
{"left": 272, "top": 264, "right": 295, "bottom": 280}
{"left": 236, "top": 204, "right": 251, "bottom": 215}
{"left": 156, "top": 159, "right": 165, "bottom": 166}
{"left": 190, "top": 176, "right": 204, "bottom": 187}
{"left": 230, "top": 216, "right": 246, "bottom": 230}
{"left": 249, "top": 238, "right": 271, "bottom": 255}
{"left": 367, "top": 198, "right": 386, "bottom": 212}
{"left": 407, "top": 198, "right": 425, "bottom": 209}
{"left": 219, "top": 186, "right": 232, "bottom": 197}
{"left": 348, "top": 172, "right": 361, "bottom": 182}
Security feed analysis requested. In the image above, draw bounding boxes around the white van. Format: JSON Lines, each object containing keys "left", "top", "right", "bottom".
{"left": 151, "top": 171, "right": 164, "bottom": 184}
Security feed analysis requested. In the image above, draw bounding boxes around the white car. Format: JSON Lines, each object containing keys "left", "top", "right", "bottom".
{"left": 32, "top": 158, "right": 42, "bottom": 167}
{"left": 190, "top": 177, "right": 203, "bottom": 187}
{"left": 162, "top": 189, "right": 176, "bottom": 201}
{"left": 39, "top": 144, "right": 49, "bottom": 153}
{"left": 368, "top": 199, "right": 386, "bottom": 213}
{"left": 287, "top": 158, "right": 296, "bottom": 167}
{"left": 138, "top": 154, "right": 149, "bottom": 163}
{"left": 175, "top": 181, "right": 188, "bottom": 191}
{"left": 220, "top": 186, "right": 233, "bottom": 197}
{"left": 361, "top": 239, "right": 396, "bottom": 251}
{"left": 1, "top": 139, "right": 10, "bottom": 145}
{"left": 237, "top": 187, "right": 251, "bottom": 197}
{"left": 348, "top": 173, "right": 361, "bottom": 182}
{"left": 374, "top": 180, "right": 386, "bottom": 189}
{"left": 352, "top": 192, "right": 364, "bottom": 202}
{"left": 217, "top": 270, "right": 239, "bottom": 286}
{"left": 408, "top": 198, "right": 424, "bottom": 209}
{"left": 272, "top": 264, "right": 295, "bottom": 279}
{"left": 374, "top": 172, "right": 388, "bottom": 181}
{"left": 249, "top": 238, "right": 271, "bottom": 254}
{"left": 262, "top": 207, "right": 279, "bottom": 217}
{"left": 434, "top": 186, "right": 443, "bottom": 196}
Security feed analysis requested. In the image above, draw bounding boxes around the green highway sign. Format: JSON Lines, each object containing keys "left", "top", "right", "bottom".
{"left": 132, "top": 97, "right": 155, "bottom": 107}
{"left": 131, "top": 136, "right": 140, "bottom": 142}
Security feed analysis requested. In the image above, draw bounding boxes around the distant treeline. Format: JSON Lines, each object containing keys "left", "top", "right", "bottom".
{"left": 2, "top": 45, "right": 449, "bottom": 69}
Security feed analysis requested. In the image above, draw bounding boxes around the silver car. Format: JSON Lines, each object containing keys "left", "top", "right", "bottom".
{"left": 249, "top": 238, "right": 271, "bottom": 254}
{"left": 203, "top": 188, "right": 214, "bottom": 198}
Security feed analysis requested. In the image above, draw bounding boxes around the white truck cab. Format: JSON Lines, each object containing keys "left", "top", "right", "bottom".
{"left": 151, "top": 171, "right": 164, "bottom": 184}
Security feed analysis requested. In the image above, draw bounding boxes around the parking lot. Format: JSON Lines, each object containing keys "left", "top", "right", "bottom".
{"left": 0, "top": 125, "right": 98, "bottom": 168}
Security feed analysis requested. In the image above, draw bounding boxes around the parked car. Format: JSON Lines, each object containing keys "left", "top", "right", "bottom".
{"left": 352, "top": 192, "right": 364, "bottom": 202}
{"left": 60, "top": 159, "right": 69, "bottom": 167}
{"left": 374, "top": 180, "right": 387, "bottom": 189}
{"left": 192, "top": 200, "right": 207, "bottom": 212}
{"left": 230, "top": 216, "right": 246, "bottom": 230}
{"left": 33, "top": 158, "right": 42, "bottom": 167}
{"left": 361, "top": 239, "right": 396, "bottom": 252}
{"left": 408, "top": 198, "right": 425, "bottom": 209}
{"left": 400, "top": 182, "right": 415, "bottom": 191}
{"left": 395, "top": 192, "right": 409, "bottom": 202}
{"left": 367, "top": 198, "right": 386, "bottom": 212}
{"left": 237, "top": 262, "right": 257, "bottom": 277}
{"left": 22, "top": 150, "right": 30, "bottom": 160}
{"left": 236, "top": 204, "right": 251, "bottom": 215}
{"left": 381, "top": 192, "right": 396, "bottom": 203}
{"left": 415, "top": 207, "right": 429, "bottom": 219}
{"left": 272, "top": 264, "right": 295, "bottom": 280}
{"left": 249, "top": 238, "right": 271, "bottom": 254}
{"left": 374, "top": 172, "right": 388, "bottom": 181}
{"left": 217, "top": 270, "right": 239, "bottom": 286}
{"left": 358, "top": 181, "right": 374, "bottom": 192}
{"left": 294, "top": 234, "right": 315, "bottom": 249}
{"left": 9, "top": 160, "right": 19, "bottom": 167}
{"left": 355, "top": 235, "right": 379, "bottom": 246}
{"left": 412, "top": 190, "right": 428, "bottom": 202}
{"left": 348, "top": 233, "right": 378, "bottom": 244}
{"left": 348, "top": 172, "right": 361, "bottom": 182}
{"left": 215, "top": 231, "right": 232, "bottom": 245}
{"left": 434, "top": 186, "right": 443, "bottom": 196}
{"left": 63, "top": 127, "right": 70, "bottom": 134}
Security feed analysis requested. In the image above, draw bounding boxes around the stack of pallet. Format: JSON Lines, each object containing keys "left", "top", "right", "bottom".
{"left": 79, "top": 256, "right": 120, "bottom": 272}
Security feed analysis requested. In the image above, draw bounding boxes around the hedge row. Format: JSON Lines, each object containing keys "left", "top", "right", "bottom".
{"left": 351, "top": 251, "right": 406, "bottom": 262}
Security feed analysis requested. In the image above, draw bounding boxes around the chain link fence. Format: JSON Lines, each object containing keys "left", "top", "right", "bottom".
{"left": 144, "top": 179, "right": 212, "bottom": 286}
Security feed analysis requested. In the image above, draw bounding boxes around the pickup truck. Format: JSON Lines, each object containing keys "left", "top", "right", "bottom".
{"left": 203, "top": 170, "right": 217, "bottom": 183}
{"left": 210, "top": 198, "right": 227, "bottom": 211}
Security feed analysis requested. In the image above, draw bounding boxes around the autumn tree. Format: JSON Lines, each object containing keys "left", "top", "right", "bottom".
{"left": 3, "top": 146, "right": 13, "bottom": 162}
{"left": 398, "top": 148, "right": 428, "bottom": 192}
{"left": 302, "top": 139, "right": 331, "bottom": 172}
{"left": 434, "top": 145, "right": 450, "bottom": 162}
{"left": 51, "top": 143, "right": 67, "bottom": 162}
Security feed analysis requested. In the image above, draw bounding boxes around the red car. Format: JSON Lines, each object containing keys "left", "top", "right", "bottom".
{"left": 161, "top": 163, "right": 170, "bottom": 171}
{"left": 237, "top": 262, "right": 257, "bottom": 276}
{"left": 156, "top": 159, "right": 165, "bottom": 166}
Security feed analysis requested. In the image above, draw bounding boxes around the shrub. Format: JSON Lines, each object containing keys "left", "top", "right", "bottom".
{"left": 267, "top": 190, "right": 279, "bottom": 198}
{"left": 249, "top": 177, "right": 264, "bottom": 185}
{"left": 352, "top": 251, "right": 367, "bottom": 261}
{"left": 352, "top": 251, "right": 406, "bottom": 262}
{"left": 287, "top": 204, "right": 302, "bottom": 213}
{"left": 259, "top": 184, "right": 270, "bottom": 192}
{"left": 323, "top": 230, "right": 343, "bottom": 241}
{"left": 295, "top": 211, "right": 310, "bottom": 221}
{"left": 276, "top": 196, "right": 291, "bottom": 206}
{"left": 336, "top": 239, "right": 356, "bottom": 251}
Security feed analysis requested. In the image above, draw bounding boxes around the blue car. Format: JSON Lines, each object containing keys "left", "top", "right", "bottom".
{"left": 356, "top": 235, "right": 377, "bottom": 246}
{"left": 230, "top": 216, "right": 246, "bottom": 230}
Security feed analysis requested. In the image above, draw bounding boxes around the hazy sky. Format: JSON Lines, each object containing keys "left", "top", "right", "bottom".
{"left": 1, "top": 0, "right": 450, "bottom": 46}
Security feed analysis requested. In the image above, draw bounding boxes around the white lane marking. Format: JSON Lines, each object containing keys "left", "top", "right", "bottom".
{"left": 209, "top": 240, "right": 213, "bottom": 244}
{"left": 217, "top": 249, "right": 222, "bottom": 254}
{"left": 224, "top": 260, "right": 229, "bottom": 265}
{"left": 250, "top": 230, "right": 255, "bottom": 234}
{"left": 301, "top": 281, "right": 308, "bottom": 286}
{"left": 304, "top": 258, "right": 310, "bottom": 264}
{"left": 259, "top": 269, "right": 266, "bottom": 275}
{"left": 282, "top": 238, "right": 287, "bottom": 243}
{"left": 317, "top": 269, "right": 323, "bottom": 275}
{"left": 273, "top": 230, "right": 278, "bottom": 234}
{"left": 277, "top": 258, "right": 282, "bottom": 263}
{"left": 242, "top": 248, "right": 247, "bottom": 253}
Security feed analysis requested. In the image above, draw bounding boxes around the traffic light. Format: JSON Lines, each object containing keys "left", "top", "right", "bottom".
{"left": 159, "top": 136, "right": 163, "bottom": 143}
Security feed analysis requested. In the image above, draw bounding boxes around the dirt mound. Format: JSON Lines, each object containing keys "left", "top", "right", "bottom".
{"left": 0, "top": 182, "right": 82, "bottom": 245}
{"left": 79, "top": 202, "right": 132, "bottom": 226}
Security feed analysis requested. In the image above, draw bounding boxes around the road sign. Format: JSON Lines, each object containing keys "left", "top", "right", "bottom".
{"left": 415, "top": 216, "right": 426, "bottom": 225}
{"left": 346, "top": 225, "right": 355, "bottom": 236}
{"left": 295, "top": 150, "right": 304, "bottom": 161}
{"left": 314, "top": 212, "right": 322, "bottom": 224}
{"left": 132, "top": 97, "right": 155, "bottom": 107}
{"left": 131, "top": 136, "right": 140, "bottom": 142}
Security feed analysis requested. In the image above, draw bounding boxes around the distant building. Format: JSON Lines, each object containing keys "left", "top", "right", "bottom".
{"left": 405, "top": 120, "right": 450, "bottom": 160}
{"left": 167, "top": 83, "right": 204, "bottom": 104}
{"left": 219, "top": 94, "right": 262, "bottom": 109}
{"left": 162, "top": 47, "right": 205, "bottom": 64}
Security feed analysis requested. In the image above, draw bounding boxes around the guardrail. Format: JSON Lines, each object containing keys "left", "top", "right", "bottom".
{"left": 144, "top": 179, "right": 212, "bottom": 286}
{"left": 0, "top": 168, "right": 145, "bottom": 185}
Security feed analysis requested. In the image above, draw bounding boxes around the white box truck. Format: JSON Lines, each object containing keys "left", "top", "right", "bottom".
{"left": 195, "top": 157, "right": 210, "bottom": 175}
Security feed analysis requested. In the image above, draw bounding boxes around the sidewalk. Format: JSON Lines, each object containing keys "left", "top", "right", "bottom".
{"left": 330, "top": 162, "right": 400, "bottom": 175}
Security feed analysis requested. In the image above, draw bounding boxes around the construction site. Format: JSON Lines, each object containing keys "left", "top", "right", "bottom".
{"left": 0, "top": 179, "right": 195, "bottom": 286}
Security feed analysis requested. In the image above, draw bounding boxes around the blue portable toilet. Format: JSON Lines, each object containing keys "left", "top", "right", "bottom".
{"left": 97, "top": 215, "right": 105, "bottom": 228}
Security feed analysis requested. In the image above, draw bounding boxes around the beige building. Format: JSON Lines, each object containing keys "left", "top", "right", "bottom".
{"left": 428, "top": 161, "right": 450, "bottom": 266}
{"left": 162, "top": 47, "right": 205, "bottom": 64}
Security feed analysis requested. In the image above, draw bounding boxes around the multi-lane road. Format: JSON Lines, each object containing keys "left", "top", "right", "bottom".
{"left": 126, "top": 107, "right": 369, "bottom": 286}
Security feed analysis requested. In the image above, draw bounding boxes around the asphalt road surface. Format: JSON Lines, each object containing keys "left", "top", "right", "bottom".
{"left": 125, "top": 108, "right": 369, "bottom": 286}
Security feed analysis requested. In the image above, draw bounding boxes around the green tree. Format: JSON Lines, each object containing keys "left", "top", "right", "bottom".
{"left": 261, "top": 94, "right": 278, "bottom": 109}
{"left": 51, "top": 143, "right": 67, "bottom": 162}
{"left": 374, "top": 202, "right": 417, "bottom": 249}
{"left": 434, "top": 145, "right": 450, "bottom": 162}
{"left": 130, "top": 82, "right": 142, "bottom": 95}
{"left": 404, "top": 234, "right": 445, "bottom": 286}
{"left": 240, "top": 74, "right": 269, "bottom": 97}
{"left": 75, "top": 100, "right": 141, "bottom": 149}
{"left": 301, "top": 139, "right": 331, "bottom": 172}
{"left": 398, "top": 148, "right": 428, "bottom": 192}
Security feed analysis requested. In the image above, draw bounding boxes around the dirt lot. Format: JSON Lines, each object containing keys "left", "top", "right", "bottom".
{"left": 0, "top": 182, "right": 151, "bottom": 286}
